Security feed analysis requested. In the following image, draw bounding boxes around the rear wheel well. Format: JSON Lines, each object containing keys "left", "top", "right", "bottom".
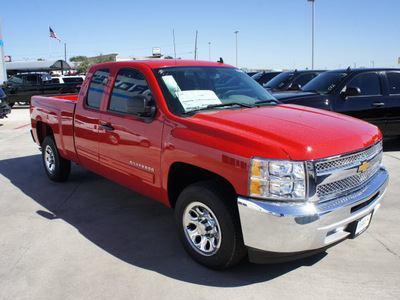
{"left": 35, "top": 121, "right": 54, "bottom": 146}
{"left": 167, "top": 162, "right": 236, "bottom": 209}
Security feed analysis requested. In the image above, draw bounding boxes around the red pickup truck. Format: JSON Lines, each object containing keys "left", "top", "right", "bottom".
{"left": 30, "top": 60, "right": 389, "bottom": 269}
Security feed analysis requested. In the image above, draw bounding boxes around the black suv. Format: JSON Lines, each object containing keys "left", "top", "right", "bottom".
{"left": 273, "top": 68, "right": 400, "bottom": 136}
{"left": 264, "top": 69, "right": 325, "bottom": 92}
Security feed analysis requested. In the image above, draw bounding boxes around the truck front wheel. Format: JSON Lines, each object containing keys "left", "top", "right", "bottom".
{"left": 175, "top": 181, "right": 246, "bottom": 270}
{"left": 42, "top": 136, "right": 71, "bottom": 182}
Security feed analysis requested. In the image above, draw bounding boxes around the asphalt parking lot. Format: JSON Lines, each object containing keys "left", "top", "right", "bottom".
{"left": 1, "top": 106, "right": 399, "bottom": 300}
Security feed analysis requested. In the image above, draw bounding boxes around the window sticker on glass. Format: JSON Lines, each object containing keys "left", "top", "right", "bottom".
{"left": 176, "top": 90, "right": 222, "bottom": 112}
{"left": 162, "top": 75, "right": 182, "bottom": 95}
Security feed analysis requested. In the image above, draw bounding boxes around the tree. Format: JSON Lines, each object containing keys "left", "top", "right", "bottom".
{"left": 70, "top": 56, "right": 87, "bottom": 62}
{"left": 69, "top": 54, "right": 114, "bottom": 74}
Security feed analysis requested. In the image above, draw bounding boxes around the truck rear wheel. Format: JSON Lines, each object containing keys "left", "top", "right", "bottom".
{"left": 175, "top": 181, "right": 246, "bottom": 270}
{"left": 42, "top": 136, "right": 71, "bottom": 182}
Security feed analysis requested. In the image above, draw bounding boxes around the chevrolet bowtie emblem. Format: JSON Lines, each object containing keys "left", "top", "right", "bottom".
{"left": 358, "top": 161, "right": 370, "bottom": 173}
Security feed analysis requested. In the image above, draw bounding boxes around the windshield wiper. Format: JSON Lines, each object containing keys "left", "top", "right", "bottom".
{"left": 254, "top": 99, "right": 280, "bottom": 105}
{"left": 182, "top": 102, "right": 254, "bottom": 115}
{"left": 207, "top": 102, "right": 254, "bottom": 109}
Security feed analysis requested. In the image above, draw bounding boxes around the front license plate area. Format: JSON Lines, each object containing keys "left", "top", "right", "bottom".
{"left": 348, "top": 212, "right": 373, "bottom": 238}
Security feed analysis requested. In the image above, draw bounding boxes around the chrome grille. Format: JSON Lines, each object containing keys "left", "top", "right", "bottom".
{"left": 315, "top": 141, "right": 382, "bottom": 175}
{"left": 313, "top": 141, "right": 383, "bottom": 201}
{"left": 317, "top": 161, "right": 380, "bottom": 198}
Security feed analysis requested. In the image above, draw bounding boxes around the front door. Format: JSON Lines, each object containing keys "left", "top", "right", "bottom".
{"left": 98, "top": 67, "right": 163, "bottom": 199}
{"left": 335, "top": 72, "right": 387, "bottom": 133}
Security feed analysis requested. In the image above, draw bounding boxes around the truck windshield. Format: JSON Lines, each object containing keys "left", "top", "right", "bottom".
{"left": 7, "top": 75, "right": 23, "bottom": 86}
{"left": 301, "top": 71, "right": 349, "bottom": 94}
{"left": 264, "top": 72, "right": 294, "bottom": 89}
{"left": 155, "top": 66, "right": 277, "bottom": 115}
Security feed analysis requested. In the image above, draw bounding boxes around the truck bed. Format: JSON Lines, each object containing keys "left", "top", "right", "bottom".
{"left": 30, "top": 94, "right": 79, "bottom": 162}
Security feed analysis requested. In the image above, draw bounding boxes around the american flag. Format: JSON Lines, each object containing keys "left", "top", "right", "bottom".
{"left": 49, "top": 27, "right": 61, "bottom": 43}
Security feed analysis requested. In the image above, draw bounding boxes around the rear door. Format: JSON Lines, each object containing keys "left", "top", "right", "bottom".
{"left": 98, "top": 66, "right": 163, "bottom": 199}
{"left": 20, "top": 74, "right": 42, "bottom": 102}
{"left": 383, "top": 71, "right": 400, "bottom": 136}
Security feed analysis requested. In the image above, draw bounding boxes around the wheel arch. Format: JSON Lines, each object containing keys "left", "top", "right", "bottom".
{"left": 35, "top": 121, "right": 54, "bottom": 147}
{"left": 167, "top": 162, "right": 237, "bottom": 209}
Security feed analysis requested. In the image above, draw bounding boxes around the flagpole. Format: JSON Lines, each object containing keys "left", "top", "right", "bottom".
{"left": 48, "top": 25, "right": 52, "bottom": 58}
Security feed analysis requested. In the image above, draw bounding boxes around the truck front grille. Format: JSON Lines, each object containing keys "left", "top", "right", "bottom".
{"left": 315, "top": 141, "right": 382, "bottom": 175}
{"left": 313, "top": 141, "right": 382, "bottom": 201}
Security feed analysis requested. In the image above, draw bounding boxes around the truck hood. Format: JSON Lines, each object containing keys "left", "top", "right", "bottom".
{"left": 188, "top": 104, "right": 381, "bottom": 161}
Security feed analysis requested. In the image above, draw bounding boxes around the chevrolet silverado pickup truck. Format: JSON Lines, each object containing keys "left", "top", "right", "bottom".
{"left": 30, "top": 60, "right": 389, "bottom": 269}
{"left": 3, "top": 73, "right": 82, "bottom": 106}
{"left": 273, "top": 68, "right": 400, "bottom": 136}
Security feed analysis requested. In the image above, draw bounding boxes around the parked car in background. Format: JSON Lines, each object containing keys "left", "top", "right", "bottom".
{"left": 2, "top": 73, "right": 82, "bottom": 106}
{"left": 46, "top": 75, "right": 85, "bottom": 84}
{"left": 264, "top": 69, "right": 325, "bottom": 92}
{"left": 0, "top": 87, "right": 11, "bottom": 118}
{"left": 273, "top": 68, "right": 400, "bottom": 136}
{"left": 251, "top": 71, "right": 282, "bottom": 86}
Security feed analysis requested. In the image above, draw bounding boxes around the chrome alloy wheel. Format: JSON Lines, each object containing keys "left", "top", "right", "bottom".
{"left": 44, "top": 145, "right": 56, "bottom": 174}
{"left": 182, "top": 202, "right": 222, "bottom": 256}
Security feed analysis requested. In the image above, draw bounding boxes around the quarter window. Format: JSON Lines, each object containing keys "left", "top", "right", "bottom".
{"left": 108, "top": 68, "right": 151, "bottom": 114}
{"left": 86, "top": 68, "right": 110, "bottom": 109}
{"left": 387, "top": 72, "right": 400, "bottom": 95}
{"left": 347, "top": 73, "right": 381, "bottom": 96}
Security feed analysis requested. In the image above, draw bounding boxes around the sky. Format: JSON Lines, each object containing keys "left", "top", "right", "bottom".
{"left": 1, "top": 0, "right": 400, "bottom": 71}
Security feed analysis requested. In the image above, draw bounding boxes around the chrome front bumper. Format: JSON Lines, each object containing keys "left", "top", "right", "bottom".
{"left": 237, "top": 167, "right": 389, "bottom": 255}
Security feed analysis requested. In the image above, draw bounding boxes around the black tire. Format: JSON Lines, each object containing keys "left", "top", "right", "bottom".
{"left": 175, "top": 181, "right": 246, "bottom": 270}
{"left": 42, "top": 136, "right": 71, "bottom": 182}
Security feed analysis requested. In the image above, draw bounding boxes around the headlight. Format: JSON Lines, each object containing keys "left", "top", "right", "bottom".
{"left": 249, "top": 158, "right": 306, "bottom": 200}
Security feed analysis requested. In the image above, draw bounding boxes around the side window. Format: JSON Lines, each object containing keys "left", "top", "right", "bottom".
{"left": 26, "top": 75, "right": 40, "bottom": 85}
{"left": 347, "top": 73, "right": 381, "bottom": 96}
{"left": 108, "top": 68, "right": 151, "bottom": 114}
{"left": 86, "top": 68, "right": 110, "bottom": 109}
{"left": 387, "top": 72, "right": 400, "bottom": 95}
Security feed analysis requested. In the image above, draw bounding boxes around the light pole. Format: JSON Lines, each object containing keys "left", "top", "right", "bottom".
{"left": 208, "top": 42, "right": 211, "bottom": 61}
{"left": 234, "top": 31, "right": 239, "bottom": 67}
{"left": 308, "top": 0, "right": 315, "bottom": 69}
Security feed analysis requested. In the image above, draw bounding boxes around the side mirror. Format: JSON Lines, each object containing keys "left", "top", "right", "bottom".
{"left": 288, "top": 83, "right": 301, "bottom": 91}
{"left": 341, "top": 86, "right": 361, "bottom": 98}
{"left": 126, "top": 95, "right": 156, "bottom": 119}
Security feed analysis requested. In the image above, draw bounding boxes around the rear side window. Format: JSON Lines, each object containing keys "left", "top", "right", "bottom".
{"left": 86, "top": 68, "right": 110, "bottom": 109}
{"left": 108, "top": 68, "right": 151, "bottom": 114}
{"left": 26, "top": 75, "right": 40, "bottom": 85}
{"left": 347, "top": 73, "right": 381, "bottom": 96}
{"left": 387, "top": 72, "right": 400, "bottom": 95}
